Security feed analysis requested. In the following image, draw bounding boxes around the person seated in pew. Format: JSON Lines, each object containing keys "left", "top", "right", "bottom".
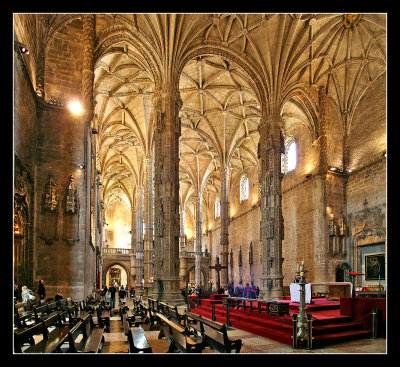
{"left": 55, "top": 290, "right": 63, "bottom": 301}
{"left": 218, "top": 286, "right": 225, "bottom": 295}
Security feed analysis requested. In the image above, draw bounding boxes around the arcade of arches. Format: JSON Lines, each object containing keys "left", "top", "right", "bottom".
{"left": 13, "top": 13, "right": 386, "bottom": 306}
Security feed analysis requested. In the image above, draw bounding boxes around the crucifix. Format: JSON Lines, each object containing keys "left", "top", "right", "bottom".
{"left": 210, "top": 256, "right": 228, "bottom": 290}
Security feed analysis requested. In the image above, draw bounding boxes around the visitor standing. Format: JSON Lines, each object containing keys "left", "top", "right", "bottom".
{"left": 119, "top": 285, "right": 126, "bottom": 305}
{"left": 109, "top": 284, "right": 116, "bottom": 309}
{"left": 21, "top": 286, "right": 35, "bottom": 311}
{"left": 38, "top": 279, "right": 46, "bottom": 304}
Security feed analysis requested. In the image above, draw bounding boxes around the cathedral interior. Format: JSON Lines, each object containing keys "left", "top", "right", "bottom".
{"left": 13, "top": 13, "right": 387, "bottom": 354}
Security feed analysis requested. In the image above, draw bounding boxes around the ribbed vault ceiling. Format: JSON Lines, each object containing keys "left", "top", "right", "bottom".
{"left": 18, "top": 13, "right": 384, "bottom": 214}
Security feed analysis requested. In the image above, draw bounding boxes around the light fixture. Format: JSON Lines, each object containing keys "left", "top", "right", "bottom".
{"left": 20, "top": 46, "right": 29, "bottom": 54}
{"left": 329, "top": 167, "right": 337, "bottom": 171}
{"left": 383, "top": 151, "right": 386, "bottom": 158}
{"left": 348, "top": 169, "right": 353, "bottom": 173}
{"left": 77, "top": 163, "right": 85, "bottom": 169}
{"left": 68, "top": 100, "right": 83, "bottom": 116}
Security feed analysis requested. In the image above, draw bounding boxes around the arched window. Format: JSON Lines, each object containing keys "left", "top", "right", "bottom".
{"left": 215, "top": 197, "right": 221, "bottom": 219}
{"left": 281, "top": 138, "right": 297, "bottom": 174}
{"left": 240, "top": 173, "right": 249, "bottom": 203}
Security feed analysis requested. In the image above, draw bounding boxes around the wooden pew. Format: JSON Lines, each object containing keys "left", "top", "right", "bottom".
{"left": 14, "top": 309, "right": 34, "bottom": 329}
{"left": 158, "top": 301, "right": 186, "bottom": 326}
{"left": 64, "top": 313, "right": 104, "bottom": 353}
{"left": 95, "top": 305, "right": 111, "bottom": 332}
{"left": 122, "top": 313, "right": 152, "bottom": 353}
{"left": 184, "top": 311, "right": 242, "bottom": 353}
{"left": 15, "top": 312, "right": 72, "bottom": 353}
{"left": 156, "top": 312, "right": 204, "bottom": 353}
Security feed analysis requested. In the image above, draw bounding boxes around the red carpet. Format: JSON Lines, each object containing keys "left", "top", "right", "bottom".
{"left": 191, "top": 297, "right": 380, "bottom": 347}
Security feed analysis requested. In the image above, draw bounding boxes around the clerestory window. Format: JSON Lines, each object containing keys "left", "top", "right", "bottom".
{"left": 240, "top": 173, "right": 249, "bottom": 203}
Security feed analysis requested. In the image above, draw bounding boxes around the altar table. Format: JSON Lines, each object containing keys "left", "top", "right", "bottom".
{"left": 310, "top": 282, "right": 352, "bottom": 301}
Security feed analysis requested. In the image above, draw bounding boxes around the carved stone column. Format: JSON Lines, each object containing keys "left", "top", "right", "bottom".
{"left": 135, "top": 186, "right": 144, "bottom": 296}
{"left": 143, "top": 155, "right": 154, "bottom": 290}
{"left": 259, "top": 114, "right": 285, "bottom": 299}
{"left": 194, "top": 193, "right": 202, "bottom": 286}
{"left": 179, "top": 204, "right": 186, "bottom": 251}
{"left": 152, "top": 82, "right": 183, "bottom": 304}
{"left": 81, "top": 14, "right": 95, "bottom": 124}
{"left": 318, "top": 87, "right": 329, "bottom": 174}
{"left": 219, "top": 167, "right": 230, "bottom": 288}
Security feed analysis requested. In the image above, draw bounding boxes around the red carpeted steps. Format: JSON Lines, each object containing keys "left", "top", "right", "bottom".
{"left": 190, "top": 298, "right": 373, "bottom": 348}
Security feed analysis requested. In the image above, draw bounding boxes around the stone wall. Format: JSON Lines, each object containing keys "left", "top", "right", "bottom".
{"left": 33, "top": 104, "right": 95, "bottom": 300}
{"left": 44, "top": 18, "right": 84, "bottom": 103}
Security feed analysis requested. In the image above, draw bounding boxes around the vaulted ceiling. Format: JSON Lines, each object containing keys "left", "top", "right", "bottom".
{"left": 13, "top": 13, "right": 387, "bottom": 216}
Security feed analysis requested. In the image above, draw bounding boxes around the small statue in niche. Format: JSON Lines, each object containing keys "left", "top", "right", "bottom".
{"left": 328, "top": 213, "right": 336, "bottom": 237}
{"left": 65, "top": 176, "right": 79, "bottom": 214}
{"left": 338, "top": 215, "right": 346, "bottom": 236}
{"left": 63, "top": 175, "right": 80, "bottom": 245}
{"left": 41, "top": 174, "right": 59, "bottom": 245}
{"left": 43, "top": 175, "right": 58, "bottom": 212}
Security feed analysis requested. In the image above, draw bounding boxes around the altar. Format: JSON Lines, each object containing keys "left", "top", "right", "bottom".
{"left": 290, "top": 282, "right": 353, "bottom": 303}
{"left": 290, "top": 283, "right": 312, "bottom": 303}
{"left": 310, "top": 282, "right": 352, "bottom": 301}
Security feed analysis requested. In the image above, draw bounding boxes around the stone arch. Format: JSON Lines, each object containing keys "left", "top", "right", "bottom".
{"left": 185, "top": 265, "right": 208, "bottom": 286}
{"left": 94, "top": 26, "right": 161, "bottom": 87}
{"left": 177, "top": 42, "right": 269, "bottom": 121}
{"left": 102, "top": 261, "right": 131, "bottom": 288}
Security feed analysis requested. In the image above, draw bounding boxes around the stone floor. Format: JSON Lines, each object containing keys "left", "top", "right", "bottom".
{"left": 101, "top": 296, "right": 387, "bottom": 354}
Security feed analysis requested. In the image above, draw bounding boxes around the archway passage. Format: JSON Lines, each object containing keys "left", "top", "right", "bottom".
{"left": 186, "top": 266, "right": 207, "bottom": 287}
{"left": 105, "top": 264, "right": 128, "bottom": 288}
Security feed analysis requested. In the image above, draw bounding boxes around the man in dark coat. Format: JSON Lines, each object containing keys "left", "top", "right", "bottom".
{"left": 109, "top": 285, "right": 116, "bottom": 309}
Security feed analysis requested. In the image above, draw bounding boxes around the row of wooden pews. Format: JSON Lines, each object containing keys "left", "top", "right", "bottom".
{"left": 14, "top": 294, "right": 107, "bottom": 353}
{"left": 143, "top": 297, "right": 243, "bottom": 353}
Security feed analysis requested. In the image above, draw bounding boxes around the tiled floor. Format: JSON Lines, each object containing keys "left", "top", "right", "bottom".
{"left": 101, "top": 297, "right": 387, "bottom": 354}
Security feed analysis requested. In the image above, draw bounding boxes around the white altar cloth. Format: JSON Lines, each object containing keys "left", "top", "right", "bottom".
{"left": 290, "top": 283, "right": 312, "bottom": 303}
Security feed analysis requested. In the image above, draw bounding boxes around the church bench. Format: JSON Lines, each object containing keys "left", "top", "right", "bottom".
{"left": 64, "top": 313, "right": 105, "bottom": 353}
{"left": 122, "top": 313, "right": 152, "bottom": 353}
{"left": 156, "top": 312, "right": 204, "bottom": 353}
{"left": 14, "top": 319, "right": 46, "bottom": 352}
{"left": 184, "top": 311, "right": 242, "bottom": 353}
{"left": 145, "top": 304, "right": 160, "bottom": 331}
{"left": 158, "top": 301, "right": 186, "bottom": 326}
{"left": 14, "top": 310, "right": 34, "bottom": 329}
{"left": 33, "top": 303, "right": 61, "bottom": 324}
{"left": 96, "top": 305, "right": 111, "bottom": 332}
{"left": 15, "top": 312, "right": 72, "bottom": 353}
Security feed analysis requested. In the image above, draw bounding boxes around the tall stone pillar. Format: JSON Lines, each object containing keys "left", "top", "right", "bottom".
{"left": 194, "top": 193, "right": 202, "bottom": 286}
{"left": 152, "top": 82, "right": 183, "bottom": 304}
{"left": 81, "top": 14, "right": 96, "bottom": 297}
{"left": 259, "top": 114, "right": 285, "bottom": 299}
{"left": 143, "top": 155, "right": 154, "bottom": 290}
{"left": 135, "top": 187, "right": 144, "bottom": 296}
{"left": 130, "top": 207, "right": 136, "bottom": 288}
{"left": 179, "top": 204, "right": 186, "bottom": 250}
{"left": 219, "top": 167, "right": 230, "bottom": 288}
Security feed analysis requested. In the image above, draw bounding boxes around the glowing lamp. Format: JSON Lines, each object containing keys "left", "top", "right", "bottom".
{"left": 68, "top": 100, "right": 83, "bottom": 116}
